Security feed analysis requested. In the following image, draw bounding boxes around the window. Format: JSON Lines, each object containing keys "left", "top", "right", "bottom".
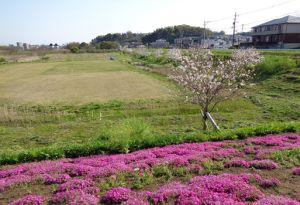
{"left": 278, "top": 25, "right": 281, "bottom": 31}
{"left": 265, "top": 36, "right": 270, "bottom": 42}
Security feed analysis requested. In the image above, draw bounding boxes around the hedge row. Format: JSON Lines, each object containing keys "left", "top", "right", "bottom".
{"left": 0, "top": 122, "right": 299, "bottom": 166}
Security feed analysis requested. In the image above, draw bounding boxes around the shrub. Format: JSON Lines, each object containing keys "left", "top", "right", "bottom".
{"left": 96, "top": 41, "right": 119, "bottom": 50}
{"left": 256, "top": 56, "right": 297, "bottom": 77}
{"left": 66, "top": 42, "right": 80, "bottom": 53}
{"left": 41, "top": 55, "right": 50, "bottom": 61}
{"left": 0, "top": 57, "right": 6, "bottom": 63}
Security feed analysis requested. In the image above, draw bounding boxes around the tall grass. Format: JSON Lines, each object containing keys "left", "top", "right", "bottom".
{"left": 0, "top": 121, "right": 299, "bottom": 166}
{"left": 96, "top": 119, "right": 154, "bottom": 153}
{"left": 256, "top": 56, "right": 297, "bottom": 78}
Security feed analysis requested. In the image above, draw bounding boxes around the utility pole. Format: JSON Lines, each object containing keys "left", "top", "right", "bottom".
{"left": 232, "top": 12, "right": 237, "bottom": 47}
{"left": 203, "top": 20, "right": 206, "bottom": 48}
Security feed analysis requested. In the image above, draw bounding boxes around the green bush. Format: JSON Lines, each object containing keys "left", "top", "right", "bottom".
{"left": 66, "top": 42, "right": 81, "bottom": 53}
{"left": 256, "top": 56, "right": 297, "bottom": 77}
{"left": 0, "top": 57, "right": 6, "bottom": 63}
{"left": 0, "top": 122, "right": 299, "bottom": 166}
{"left": 41, "top": 55, "right": 50, "bottom": 61}
{"left": 132, "top": 53, "right": 176, "bottom": 66}
{"left": 96, "top": 41, "right": 119, "bottom": 50}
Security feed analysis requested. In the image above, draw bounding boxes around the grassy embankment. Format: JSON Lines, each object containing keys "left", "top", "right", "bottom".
{"left": 0, "top": 50, "right": 299, "bottom": 165}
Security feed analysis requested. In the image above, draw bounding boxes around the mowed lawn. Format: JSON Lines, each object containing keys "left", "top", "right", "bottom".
{"left": 0, "top": 55, "right": 171, "bottom": 104}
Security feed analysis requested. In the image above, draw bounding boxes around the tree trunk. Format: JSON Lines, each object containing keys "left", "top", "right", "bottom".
{"left": 202, "top": 109, "right": 208, "bottom": 131}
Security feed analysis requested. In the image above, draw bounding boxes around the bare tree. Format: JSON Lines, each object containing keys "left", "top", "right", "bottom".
{"left": 170, "top": 48, "right": 261, "bottom": 130}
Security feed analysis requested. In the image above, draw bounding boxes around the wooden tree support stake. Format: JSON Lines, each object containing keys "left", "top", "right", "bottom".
{"left": 206, "top": 112, "right": 220, "bottom": 131}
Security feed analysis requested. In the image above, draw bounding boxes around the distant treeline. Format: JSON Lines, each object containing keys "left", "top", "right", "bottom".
{"left": 91, "top": 25, "right": 222, "bottom": 45}
{"left": 64, "top": 25, "right": 224, "bottom": 53}
{"left": 91, "top": 31, "right": 144, "bottom": 46}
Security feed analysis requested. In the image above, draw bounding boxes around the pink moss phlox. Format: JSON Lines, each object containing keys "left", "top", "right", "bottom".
{"left": 258, "top": 178, "right": 281, "bottom": 188}
{"left": 175, "top": 190, "right": 202, "bottom": 205}
{"left": 151, "top": 182, "right": 186, "bottom": 204}
{"left": 51, "top": 179, "right": 99, "bottom": 204}
{"left": 55, "top": 178, "right": 98, "bottom": 193}
{"left": 51, "top": 190, "right": 99, "bottom": 205}
{"left": 244, "top": 146, "right": 257, "bottom": 154}
{"left": 292, "top": 167, "right": 300, "bottom": 176}
{"left": 0, "top": 134, "right": 299, "bottom": 203}
{"left": 188, "top": 174, "right": 264, "bottom": 202}
{"left": 225, "top": 159, "right": 250, "bottom": 168}
{"left": 0, "top": 174, "right": 33, "bottom": 192}
{"left": 41, "top": 174, "right": 71, "bottom": 185}
{"left": 187, "top": 164, "right": 203, "bottom": 173}
{"left": 0, "top": 166, "right": 28, "bottom": 179}
{"left": 101, "top": 187, "right": 132, "bottom": 204}
{"left": 170, "top": 157, "right": 190, "bottom": 167}
{"left": 249, "top": 160, "right": 279, "bottom": 170}
{"left": 254, "top": 195, "right": 300, "bottom": 205}
{"left": 123, "top": 198, "right": 149, "bottom": 205}
{"left": 9, "top": 195, "right": 44, "bottom": 205}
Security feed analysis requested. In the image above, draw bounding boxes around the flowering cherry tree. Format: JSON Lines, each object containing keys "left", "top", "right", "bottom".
{"left": 170, "top": 48, "right": 261, "bottom": 130}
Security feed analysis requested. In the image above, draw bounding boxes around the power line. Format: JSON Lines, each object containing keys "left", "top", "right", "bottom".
{"left": 212, "top": 10, "right": 300, "bottom": 33}
{"left": 205, "top": 0, "right": 298, "bottom": 24}
{"left": 239, "top": 0, "right": 298, "bottom": 16}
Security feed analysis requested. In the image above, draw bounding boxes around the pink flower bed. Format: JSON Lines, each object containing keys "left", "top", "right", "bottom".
{"left": 51, "top": 179, "right": 100, "bottom": 204}
{"left": 100, "top": 174, "right": 298, "bottom": 205}
{"left": 1, "top": 134, "right": 299, "bottom": 204}
{"left": 292, "top": 167, "right": 300, "bottom": 176}
{"left": 254, "top": 195, "right": 300, "bottom": 205}
{"left": 8, "top": 195, "right": 44, "bottom": 205}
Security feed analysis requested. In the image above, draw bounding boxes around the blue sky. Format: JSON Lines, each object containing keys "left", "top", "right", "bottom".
{"left": 0, "top": 0, "right": 299, "bottom": 45}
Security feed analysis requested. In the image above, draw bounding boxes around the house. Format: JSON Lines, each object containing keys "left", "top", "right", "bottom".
{"left": 174, "top": 37, "right": 202, "bottom": 48}
{"left": 251, "top": 15, "right": 300, "bottom": 49}
{"left": 150, "top": 39, "right": 170, "bottom": 48}
{"left": 200, "top": 36, "right": 232, "bottom": 49}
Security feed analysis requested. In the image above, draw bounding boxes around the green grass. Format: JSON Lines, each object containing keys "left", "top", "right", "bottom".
{"left": 270, "top": 148, "right": 300, "bottom": 168}
{"left": 0, "top": 51, "right": 299, "bottom": 165}
{"left": 211, "top": 49, "right": 300, "bottom": 58}
{"left": 0, "top": 121, "right": 299, "bottom": 165}
{"left": 0, "top": 54, "right": 171, "bottom": 104}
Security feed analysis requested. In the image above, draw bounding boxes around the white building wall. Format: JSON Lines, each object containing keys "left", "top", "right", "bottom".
{"left": 285, "top": 24, "right": 300, "bottom": 33}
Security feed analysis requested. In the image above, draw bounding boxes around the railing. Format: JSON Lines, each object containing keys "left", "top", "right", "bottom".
{"left": 251, "top": 30, "right": 282, "bottom": 35}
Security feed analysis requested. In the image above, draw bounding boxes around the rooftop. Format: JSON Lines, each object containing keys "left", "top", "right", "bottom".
{"left": 254, "top": 15, "right": 300, "bottom": 27}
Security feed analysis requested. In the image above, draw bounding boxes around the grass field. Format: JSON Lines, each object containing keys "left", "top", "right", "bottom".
{"left": 0, "top": 51, "right": 299, "bottom": 158}
{"left": 0, "top": 54, "right": 171, "bottom": 104}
